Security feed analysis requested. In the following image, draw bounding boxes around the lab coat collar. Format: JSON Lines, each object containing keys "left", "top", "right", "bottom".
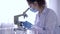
{"left": 37, "top": 6, "right": 47, "bottom": 16}
{"left": 42, "top": 6, "right": 47, "bottom": 15}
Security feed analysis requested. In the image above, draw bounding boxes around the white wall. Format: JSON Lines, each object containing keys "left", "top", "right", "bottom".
{"left": 0, "top": 0, "right": 28, "bottom": 23}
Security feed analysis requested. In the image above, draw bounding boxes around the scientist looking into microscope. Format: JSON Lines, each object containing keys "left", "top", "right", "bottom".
{"left": 23, "top": 0, "right": 58, "bottom": 34}
{"left": 14, "top": 0, "right": 58, "bottom": 34}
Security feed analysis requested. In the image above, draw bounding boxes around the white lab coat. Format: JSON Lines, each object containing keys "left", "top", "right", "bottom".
{"left": 31, "top": 7, "right": 58, "bottom": 34}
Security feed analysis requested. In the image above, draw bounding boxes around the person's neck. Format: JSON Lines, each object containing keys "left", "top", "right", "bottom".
{"left": 38, "top": 6, "right": 45, "bottom": 14}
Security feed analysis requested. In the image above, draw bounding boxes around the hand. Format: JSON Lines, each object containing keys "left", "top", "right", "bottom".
{"left": 22, "top": 21, "right": 32, "bottom": 29}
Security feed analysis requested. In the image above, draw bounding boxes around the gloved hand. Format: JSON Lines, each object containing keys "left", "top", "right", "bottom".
{"left": 22, "top": 21, "right": 32, "bottom": 29}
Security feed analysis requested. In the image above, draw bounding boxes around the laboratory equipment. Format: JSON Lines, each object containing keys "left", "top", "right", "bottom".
{"left": 14, "top": 8, "right": 30, "bottom": 34}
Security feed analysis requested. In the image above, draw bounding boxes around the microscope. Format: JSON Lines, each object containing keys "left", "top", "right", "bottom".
{"left": 14, "top": 8, "right": 30, "bottom": 34}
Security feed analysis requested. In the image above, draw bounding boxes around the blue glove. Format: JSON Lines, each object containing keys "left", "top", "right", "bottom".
{"left": 23, "top": 21, "right": 32, "bottom": 29}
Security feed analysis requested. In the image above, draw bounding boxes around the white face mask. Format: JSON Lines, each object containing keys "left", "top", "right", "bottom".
{"left": 30, "top": 7, "right": 38, "bottom": 13}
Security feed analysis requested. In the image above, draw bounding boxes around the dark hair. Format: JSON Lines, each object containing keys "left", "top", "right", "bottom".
{"left": 27, "top": 0, "right": 46, "bottom": 6}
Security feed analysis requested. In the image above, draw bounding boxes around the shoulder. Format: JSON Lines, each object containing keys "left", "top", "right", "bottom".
{"left": 46, "top": 8, "right": 58, "bottom": 21}
{"left": 44, "top": 8, "right": 58, "bottom": 25}
{"left": 46, "top": 8, "right": 57, "bottom": 17}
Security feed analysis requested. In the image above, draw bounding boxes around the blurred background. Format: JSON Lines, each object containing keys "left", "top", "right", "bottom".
{"left": 0, "top": 0, "right": 60, "bottom": 34}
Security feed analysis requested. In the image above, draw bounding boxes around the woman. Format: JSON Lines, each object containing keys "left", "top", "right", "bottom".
{"left": 26, "top": 0, "right": 58, "bottom": 34}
